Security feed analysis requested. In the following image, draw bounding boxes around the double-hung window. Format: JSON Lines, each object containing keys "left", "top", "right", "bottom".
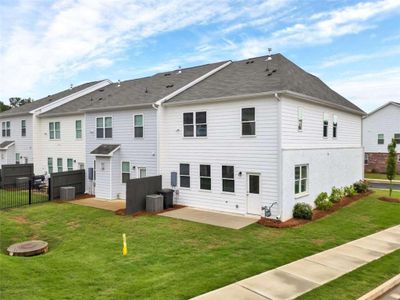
{"left": 57, "top": 158, "right": 63, "bottom": 172}
{"left": 75, "top": 120, "right": 82, "bottom": 139}
{"left": 297, "top": 107, "right": 303, "bottom": 131}
{"left": 222, "top": 166, "right": 235, "bottom": 193}
{"left": 295, "top": 165, "right": 308, "bottom": 195}
{"left": 2, "top": 121, "right": 10, "bottom": 137}
{"left": 180, "top": 163, "right": 190, "bottom": 188}
{"left": 134, "top": 114, "right": 144, "bottom": 138}
{"left": 15, "top": 153, "right": 20, "bottom": 164}
{"left": 241, "top": 108, "right": 256, "bottom": 136}
{"left": 333, "top": 115, "right": 338, "bottom": 138}
{"left": 323, "top": 113, "right": 328, "bottom": 138}
{"left": 183, "top": 112, "right": 207, "bottom": 137}
{"left": 377, "top": 134, "right": 384, "bottom": 145}
{"left": 48, "top": 158, "right": 53, "bottom": 174}
{"left": 67, "top": 159, "right": 73, "bottom": 171}
{"left": 122, "top": 162, "right": 130, "bottom": 183}
{"left": 96, "top": 117, "right": 112, "bottom": 138}
{"left": 364, "top": 153, "right": 369, "bottom": 165}
{"left": 21, "top": 120, "right": 26, "bottom": 137}
{"left": 200, "top": 164, "right": 211, "bottom": 190}
{"left": 49, "top": 122, "right": 60, "bottom": 140}
{"left": 394, "top": 133, "right": 400, "bottom": 144}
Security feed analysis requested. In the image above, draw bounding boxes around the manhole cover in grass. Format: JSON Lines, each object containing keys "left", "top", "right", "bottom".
{"left": 7, "top": 240, "right": 48, "bottom": 257}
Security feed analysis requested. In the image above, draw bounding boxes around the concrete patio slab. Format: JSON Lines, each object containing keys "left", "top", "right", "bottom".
{"left": 306, "top": 250, "right": 367, "bottom": 272}
{"left": 277, "top": 258, "right": 344, "bottom": 285}
{"left": 159, "top": 207, "right": 259, "bottom": 229}
{"left": 351, "top": 236, "right": 400, "bottom": 253}
{"left": 192, "top": 284, "right": 267, "bottom": 300}
{"left": 238, "top": 269, "right": 319, "bottom": 300}
{"left": 334, "top": 243, "right": 385, "bottom": 261}
{"left": 68, "top": 198, "right": 125, "bottom": 212}
{"left": 385, "top": 226, "right": 400, "bottom": 234}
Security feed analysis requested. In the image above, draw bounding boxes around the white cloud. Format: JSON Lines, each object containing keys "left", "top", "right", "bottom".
{"left": 329, "top": 67, "right": 400, "bottom": 112}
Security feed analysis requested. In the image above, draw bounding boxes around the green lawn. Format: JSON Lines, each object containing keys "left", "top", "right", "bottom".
{"left": 364, "top": 172, "right": 394, "bottom": 180}
{"left": 0, "top": 190, "right": 399, "bottom": 299}
{"left": 0, "top": 189, "right": 48, "bottom": 209}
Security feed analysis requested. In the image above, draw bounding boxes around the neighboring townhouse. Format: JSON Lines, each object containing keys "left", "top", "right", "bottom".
{"left": 158, "top": 54, "right": 365, "bottom": 221}
{"left": 363, "top": 101, "right": 400, "bottom": 174}
{"left": 0, "top": 80, "right": 111, "bottom": 172}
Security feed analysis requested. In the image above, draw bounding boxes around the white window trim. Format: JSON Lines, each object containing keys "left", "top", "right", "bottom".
{"left": 57, "top": 158, "right": 63, "bottom": 172}
{"left": 179, "top": 163, "right": 191, "bottom": 189}
{"left": 2, "top": 120, "right": 11, "bottom": 137}
{"left": 133, "top": 113, "right": 144, "bottom": 138}
{"left": 137, "top": 167, "right": 146, "bottom": 178}
{"left": 67, "top": 158, "right": 74, "bottom": 171}
{"left": 48, "top": 158, "right": 53, "bottom": 174}
{"left": 323, "top": 113, "right": 329, "bottom": 139}
{"left": 199, "top": 164, "right": 211, "bottom": 191}
{"left": 394, "top": 133, "right": 400, "bottom": 144}
{"left": 365, "top": 153, "right": 369, "bottom": 165}
{"left": 332, "top": 114, "right": 338, "bottom": 139}
{"left": 75, "top": 120, "right": 82, "bottom": 140}
{"left": 241, "top": 107, "right": 256, "bottom": 137}
{"left": 183, "top": 111, "right": 207, "bottom": 138}
{"left": 377, "top": 133, "right": 384, "bottom": 145}
{"left": 49, "top": 122, "right": 61, "bottom": 140}
{"left": 96, "top": 116, "right": 113, "bottom": 139}
{"left": 121, "top": 161, "right": 130, "bottom": 183}
{"left": 21, "top": 120, "right": 26, "bottom": 137}
{"left": 222, "top": 165, "right": 235, "bottom": 193}
{"left": 294, "top": 164, "right": 309, "bottom": 198}
{"left": 297, "top": 107, "right": 303, "bottom": 132}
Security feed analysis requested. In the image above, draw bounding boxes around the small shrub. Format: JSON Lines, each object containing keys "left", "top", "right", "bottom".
{"left": 315, "top": 192, "right": 333, "bottom": 210}
{"left": 329, "top": 186, "right": 343, "bottom": 203}
{"left": 293, "top": 202, "right": 313, "bottom": 220}
{"left": 344, "top": 185, "right": 356, "bottom": 197}
{"left": 353, "top": 181, "right": 368, "bottom": 193}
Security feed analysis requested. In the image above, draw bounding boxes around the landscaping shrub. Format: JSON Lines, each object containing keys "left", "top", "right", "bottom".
{"left": 293, "top": 202, "right": 313, "bottom": 220}
{"left": 329, "top": 186, "right": 343, "bottom": 203}
{"left": 344, "top": 185, "right": 356, "bottom": 197}
{"left": 315, "top": 192, "right": 333, "bottom": 210}
{"left": 353, "top": 181, "right": 368, "bottom": 193}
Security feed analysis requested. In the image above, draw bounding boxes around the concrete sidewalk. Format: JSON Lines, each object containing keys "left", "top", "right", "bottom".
{"left": 193, "top": 225, "right": 400, "bottom": 300}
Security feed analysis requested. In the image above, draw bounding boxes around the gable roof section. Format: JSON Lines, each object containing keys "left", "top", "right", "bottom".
{"left": 364, "top": 101, "right": 400, "bottom": 118}
{"left": 166, "top": 54, "right": 365, "bottom": 114}
{"left": 39, "top": 61, "right": 228, "bottom": 117}
{"left": 0, "top": 80, "right": 107, "bottom": 118}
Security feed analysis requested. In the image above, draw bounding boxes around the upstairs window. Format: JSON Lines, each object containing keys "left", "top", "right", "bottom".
{"left": 48, "top": 158, "right": 53, "bottom": 174}
{"left": 183, "top": 112, "right": 207, "bottom": 137}
{"left": 122, "top": 161, "right": 130, "bottom": 183}
{"left": 21, "top": 120, "right": 26, "bottom": 137}
{"left": 297, "top": 107, "right": 303, "bottom": 131}
{"left": 180, "top": 163, "right": 190, "bottom": 188}
{"left": 200, "top": 164, "right": 211, "bottom": 190}
{"left": 323, "top": 113, "right": 328, "bottom": 138}
{"left": 57, "top": 158, "right": 63, "bottom": 172}
{"left": 2, "top": 121, "right": 10, "bottom": 137}
{"left": 67, "top": 158, "right": 73, "bottom": 171}
{"left": 377, "top": 134, "right": 384, "bottom": 145}
{"left": 96, "top": 117, "right": 112, "bottom": 138}
{"left": 242, "top": 108, "right": 256, "bottom": 136}
{"left": 333, "top": 115, "right": 338, "bottom": 138}
{"left": 295, "top": 165, "right": 308, "bottom": 195}
{"left": 75, "top": 120, "right": 82, "bottom": 139}
{"left": 394, "top": 133, "right": 400, "bottom": 144}
{"left": 49, "top": 122, "right": 60, "bottom": 140}
{"left": 222, "top": 166, "right": 235, "bottom": 193}
{"left": 134, "top": 114, "right": 144, "bottom": 138}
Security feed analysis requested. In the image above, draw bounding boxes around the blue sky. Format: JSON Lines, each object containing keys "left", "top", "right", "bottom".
{"left": 0, "top": 0, "right": 399, "bottom": 112}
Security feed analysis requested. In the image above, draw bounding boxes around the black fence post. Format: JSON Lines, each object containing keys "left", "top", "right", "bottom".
{"left": 28, "top": 180, "right": 32, "bottom": 205}
{"left": 48, "top": 178, "right": 52, "bottom": 201}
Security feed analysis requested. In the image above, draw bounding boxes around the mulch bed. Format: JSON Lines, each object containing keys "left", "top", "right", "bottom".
{"left": 378, "top": 196, "right": 400, "bottom": 203}
{"left": 115, "top": 205, "right": 186, "bottom": 217}
{"left": 74, "top": 194, "right": 95, "bottom": 200}
{"left": 258, "top": 190, "right": 374, "bottom": 228}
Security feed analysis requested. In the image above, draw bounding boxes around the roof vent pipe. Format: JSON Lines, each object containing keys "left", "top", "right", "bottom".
{"left": 265, "top": 48, "right": 272, "bottom": 72}
{"left": 117, "top": 80, "right": 121, "bottom": 87}
{"left": 177, "top": 66, "right": 182, "bottom": 74}
{"left": 70, "top": 84, "right": 73, "bottom": 89}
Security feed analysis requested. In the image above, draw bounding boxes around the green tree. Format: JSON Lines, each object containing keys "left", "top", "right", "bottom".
{"left": 9, "top": 97, "right": 33, "bottom": 107}
{"left": 386, "top": 138, "right": 397, "bottom": 196}
{"left": 0, "top": 101, "right": 11, "bottom": 112}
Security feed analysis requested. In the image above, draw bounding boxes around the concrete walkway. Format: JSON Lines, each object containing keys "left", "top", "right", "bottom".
{"left": 159, "top": 207, "right": 259, "bottom": 229}
{"left": 193, "top": 225, "right": 400, "bottom": 300}
{"left": 68, "top": 198, "right": 125, "bottom": 212}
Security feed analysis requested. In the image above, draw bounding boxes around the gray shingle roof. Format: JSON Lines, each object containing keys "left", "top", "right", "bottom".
{"left": 0, "top": 141, "right": 15, "bottom": 150}
{"left": 90, "top": 144, "right": 120, "bottom": 156}
{"left": 39, "top": 61, "right": 227, "bottom": 117}
{"left": 167, "top": 54, "right": 364, "bottom": 113}
{"left": 0, "top": 81, "right": 103, "bottom": 117}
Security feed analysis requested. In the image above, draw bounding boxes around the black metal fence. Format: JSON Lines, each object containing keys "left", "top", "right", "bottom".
{"left": 0, "top": 178, "right": 50, "bottom": 210}
{"left": 126, "top": 175, "right": 162, "bottom": 214}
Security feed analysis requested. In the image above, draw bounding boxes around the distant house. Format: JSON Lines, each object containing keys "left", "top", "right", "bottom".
{"left": 363, "top": 101, "right": 400, "bottom": 174}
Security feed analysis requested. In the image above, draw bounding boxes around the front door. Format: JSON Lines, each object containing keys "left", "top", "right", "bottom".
{"left": 247, "top": 173, "right": 261, "bottom": 215}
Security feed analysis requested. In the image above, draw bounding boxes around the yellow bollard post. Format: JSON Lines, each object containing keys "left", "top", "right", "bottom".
{"left": 122, "top": 233, "right": 127, "bottom": 256}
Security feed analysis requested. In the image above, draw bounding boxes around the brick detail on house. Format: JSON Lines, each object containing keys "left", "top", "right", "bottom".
{"left": 365, "top": 152, "right": 400, "bottom": 174}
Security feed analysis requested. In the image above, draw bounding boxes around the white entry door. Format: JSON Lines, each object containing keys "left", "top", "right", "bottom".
{"left": 247, "top": 173, "right": 261, "bottom": 215}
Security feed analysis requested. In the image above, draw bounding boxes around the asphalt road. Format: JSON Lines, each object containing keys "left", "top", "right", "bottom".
{"left": 368, "top": 182, "right": 400, "bottom": 190}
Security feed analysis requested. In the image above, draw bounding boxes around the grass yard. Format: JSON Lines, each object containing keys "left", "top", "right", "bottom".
{"left": 0, "top": 190, "right": 399, "bottom": 299}
{"left": 0, "top": 189, "right": 48, "bottom": 209}
{"left": 364, "top": 172, "right": 394, "bottom": 180}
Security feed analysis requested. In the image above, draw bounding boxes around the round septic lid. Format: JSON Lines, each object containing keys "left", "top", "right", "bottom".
{"left": 7, "top": 240, "right": 48, "bottom": 257}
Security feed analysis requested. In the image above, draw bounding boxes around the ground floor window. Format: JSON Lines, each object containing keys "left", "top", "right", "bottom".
{"left": 57, "top": 158, "right": 63, "bottom": 172}
{"left": 180, "top": 163, "right": 190, "bottom": 188}
{"left": 364, "top": 153, "right": 369, "bottom": 165}
{"left": 138, "top": 167, "right": 146, "bottom": 178}
{"left": 222, "top": 166, "right": 235, "bottom": 192}
{"left": 200, "top": 164, "right": 211, "bottom": 190}
{"left": 122, "top": 161, "right": 130, "bottom": 183}
{"left": 67, "top": 159, "right": 73, "bottom": 171}
{"left": 15, "top": 153, "right": 20, "bottom": 164}
{"left": 48, "top": 158, "right": 53, "bottom": 174}
{"left": 295, "top": 165, "right": 308, "bottom": 195}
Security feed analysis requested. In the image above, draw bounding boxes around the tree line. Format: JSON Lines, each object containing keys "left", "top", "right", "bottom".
{"left": 0, "top": 97, "right": 33, "bottom": 112}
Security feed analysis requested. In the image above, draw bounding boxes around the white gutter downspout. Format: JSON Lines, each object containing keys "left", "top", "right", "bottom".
{"left": 274, "top": 92, "right": 283, "bottom": 221}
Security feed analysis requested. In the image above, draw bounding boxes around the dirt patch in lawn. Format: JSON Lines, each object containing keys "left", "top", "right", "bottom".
{"left": 13, "top": 216, "right": 29, "bottom": 224}
{"left": 378, "top": 196, "right": 400, "bottom": 203}
{"left": 115, "top": 205, "right": 186, "bottom": 217}
{"left": 258, "top": 191, "right": 373, "bottom": 228}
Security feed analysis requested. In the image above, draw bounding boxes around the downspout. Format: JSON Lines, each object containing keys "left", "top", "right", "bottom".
{"left": 152, "top": 103, "right": 161, "bottom": 175}
{"left": 274, "top": 93, "right": 283, "bottom": 220}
